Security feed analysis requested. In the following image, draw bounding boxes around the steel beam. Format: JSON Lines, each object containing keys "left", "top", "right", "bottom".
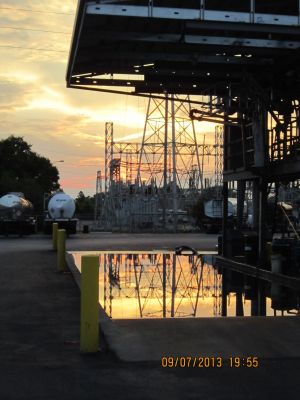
{"left": 81, "top": 31, "right": 300, "bottom": 50}
{"left": 216, "top": 256, "right": 300, "bottom": 291}
{"left": 86, "top": 3, "right": 299, "bottom": 27}
{"left": 186, "top": 20, "right": 300, "bottom": 35}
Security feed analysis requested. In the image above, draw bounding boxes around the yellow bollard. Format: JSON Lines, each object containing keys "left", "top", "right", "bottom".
{"left": 80, "top": 255, "right": 99, "bottom": 353}
{"left": 52, "top": 223, "right": 58, "bottom": 251}
{"left": 57, "top": 229, "right": 66, "bottom": 272}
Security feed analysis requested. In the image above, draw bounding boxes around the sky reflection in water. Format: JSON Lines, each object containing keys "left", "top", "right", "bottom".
{"left": 71, "top": 252, "right": 299, "bottom": 319}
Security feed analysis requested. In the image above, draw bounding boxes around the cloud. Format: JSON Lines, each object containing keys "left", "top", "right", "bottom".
{"left": 59, "top": 176, "right": 96, "bottom": 192}
{"left": 0, "top": 80, "right": 36, "bottom": 112}
{"left": 18, "top": 87, "right": 146, "bottom": 130}
{"left": 0, "top": 71, "right": 38, "bottom": 83}
{"left": 0, "top": 0, "right": 74, "bottom": 63}
{"left": 0, "top": 0, "right": 217, "bottom": 196}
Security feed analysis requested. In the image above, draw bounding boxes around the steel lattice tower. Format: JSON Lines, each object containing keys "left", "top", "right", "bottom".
{"left": 214, "top": 125, "right": 223, "bottom": 198}
{"left": 99, "top": 122, "right": 120, "bottom": 228}
{"left": 136, "top": 94, "right": 202, "bottom": 229}
{"left": 105, "top": 122, "right": 113, "bottom": 193}
{"left": 94, "top": 170, "right": 103, "bottom": 222}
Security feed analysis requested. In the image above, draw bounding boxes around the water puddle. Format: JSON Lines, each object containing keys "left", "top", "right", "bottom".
{"left": 70, "top": 251, "right": 300, "bottom": 319}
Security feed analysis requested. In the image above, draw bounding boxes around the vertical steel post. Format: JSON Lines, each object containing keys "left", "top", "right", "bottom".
{"left": 200, "top": 0, "right": 205, "bottom": 20}
{"left": 258, "top": 178, "right": 268, "bottom": 268}
{"left": 251, "top": 282, "right": 258, "bottom": 316}
{"left": 103, "top": 255, "right": 107, "bottom": 312}
{"left": 57, "top": 229, "right": 66, "bottom": 272}
{"left": 222, "top": 182, "right": 228, "bottom": 257}
{"left": 171, "top": 254, "right": 176, "bottom": 317}
{"left": 94, "top": 170, "right": 102, "bottom": 222}
{"left": 105, "top": 122, "right": 113, "bottom": 194}
{"left": 189, "top": 99, "right": 203, "bottom": 190}
{"left": 237, "top": 180, "right": 246, "bottom": 230}
{"left": 133, "top": 257, "right": 143, "bottom": 318}
{"left": 137, "top": 98, "right": 151, "bottom": 185}
{"left": 236, "top": 291, "right": 244, "bottom": 316}
{"left": 250, "top": 0, "right": 255, "bottom": 23}
{"left": 148, "top": 0, "right": 154, "bottom": 17}
{"left": 258, "top": 280, "right": 266, "bottom": 316}
{"left": 80, "top": 255, "right": 99, "bottom": 353}
{"left": 162, "top": 254, "right": 167, "bottom": 318}
{"left": 221, "top": 112, "right": 227, "bottom": 258}
{"left": 163, "top": 94, "right": 168, "bottom": 230}
{"left": 221, "top": 268, "right": 228, "bottom": 317}
{"left": 252, "top": 180, "right": 259, "bottom": 229}
{"left": 171, "top": 95, "right": 178, "bottom": 232}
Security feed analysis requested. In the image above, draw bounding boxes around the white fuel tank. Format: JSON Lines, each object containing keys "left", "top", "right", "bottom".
{"left": 47, "top": 192, "right": 75, "bottom": 219}
{"left": 204, "top": 199, "right": 234, "bottom": 219}
{"left": 0, "top": 193, "right": 33, "bottom": 219}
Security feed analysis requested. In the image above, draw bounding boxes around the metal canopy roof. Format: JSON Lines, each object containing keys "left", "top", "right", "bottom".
{"left": 66, "top": 1, "right": 300, "bottom": 98}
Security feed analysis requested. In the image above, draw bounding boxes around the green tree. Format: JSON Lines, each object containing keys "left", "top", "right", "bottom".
{"left": 75, "top": 191, "right": 95, "bottom": 215}
{"left": 0, "top": 136, "right": 60, "bottom": 212}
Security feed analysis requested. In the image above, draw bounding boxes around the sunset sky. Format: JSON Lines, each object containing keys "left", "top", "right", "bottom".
{"left": 0, "top": 0, "right": 215, "bottom": 197}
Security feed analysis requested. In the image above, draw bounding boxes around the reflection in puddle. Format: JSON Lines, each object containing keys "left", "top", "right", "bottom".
{"left": 71, "top": 252, "right": 300, "bottom": 319}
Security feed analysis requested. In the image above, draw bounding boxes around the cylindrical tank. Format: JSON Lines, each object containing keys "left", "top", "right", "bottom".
{"left": 47, "top": 192, "right": 75, "bottom": 219}
{"left": 204, "top": 199, "right": 234, "bottom": 218}
{"left": 0, "top": 193, "right": 33, "bottom": 220}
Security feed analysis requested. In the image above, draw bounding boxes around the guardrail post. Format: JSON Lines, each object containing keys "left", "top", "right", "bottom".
{"left": 57, "top": 229, "right": 66, "bottom": 272}
{"left": 52, "top": 223, "right": 58, "bottom": 251}
{"left": 80, "top": 255, "right": 99, "bottom": 353}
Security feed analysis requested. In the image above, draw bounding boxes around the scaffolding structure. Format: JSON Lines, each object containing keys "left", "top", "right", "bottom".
{"left": 136, "top": 94, "right": 202, "bottom": 231}
{"left": 137, "top": 95, "right": 202, "bottom": 189}
{"left": 104, "top": 122, "right": 113, "bottom": 193}
{"left": 95, "top": 96, "right": 220, "bottom": 231}
{"left": 94, "top": 170, "right": 103, "bottom": 221}
{"left": 214, "top": 125, "right": 223, "bottom": 198}
{"left": 99, "top": 122, "right": 121, "bottom": 228}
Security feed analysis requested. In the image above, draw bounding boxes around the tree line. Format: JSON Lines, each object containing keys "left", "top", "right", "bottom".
{"left": 0, "top": 136, "right": 60, "bottom": 212}
{"left": 0, "top": 135, "right": 96, "bottom": 215}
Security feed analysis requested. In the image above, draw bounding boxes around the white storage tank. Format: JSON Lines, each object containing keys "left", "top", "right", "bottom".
{"left": 0, "top": 193, "right": 33, "bottom": 219}
{"left": 200, "top": 199, "right": 235, "bottom": 233}
{"left": 47, "top": 192, "right": 75, "bottom": 219}
{"left": 44, "top": 192, "right": 77, "bottom": 234}
{"left": 0, "top": 192, "right": 36, "bottom": 235}
{"left": 204, "top": 199, "right": 234, "bottom": 219}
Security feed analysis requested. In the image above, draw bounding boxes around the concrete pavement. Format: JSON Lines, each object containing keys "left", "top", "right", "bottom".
{"left": 0, "top": 233, "right": 299, "bottom": 400}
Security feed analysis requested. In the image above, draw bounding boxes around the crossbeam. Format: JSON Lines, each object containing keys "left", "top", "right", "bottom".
{"left": 79, "top": 30, "right": 300, "bottom": 50}
{"left": 86, "top": 3, "right": 300, "bottom": 27}
{"left": 113, "top": 142, "right": 218, "bottom": 157}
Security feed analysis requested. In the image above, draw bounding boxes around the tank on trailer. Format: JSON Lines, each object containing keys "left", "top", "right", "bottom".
{"left": 0, "top": 192, "right": 36, "bottom": 235}
{"left": 43, "top": 192, "right": 78, "bottom": 234}
{"left": 202, "top": 199, "right": 235, "bottom": 233}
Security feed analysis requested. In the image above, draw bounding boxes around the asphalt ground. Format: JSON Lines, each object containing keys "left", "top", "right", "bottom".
{"left": 0, "top": 233, "right": 299, "bottom": 400}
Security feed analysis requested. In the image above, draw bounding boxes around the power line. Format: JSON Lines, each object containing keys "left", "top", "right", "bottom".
{"left": 0, "top": 6, "right": 74, "bottom": 15}
{"left": 0, "top": 45, "right": 68, "bottom": 53}
{"left": 0, "top": 26, "right": 71, "bottom": 35}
